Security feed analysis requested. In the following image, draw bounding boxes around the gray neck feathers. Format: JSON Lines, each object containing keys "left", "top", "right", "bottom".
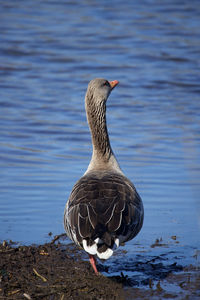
{"left": 85, "top": 94, "right": 112, "bottom": 162}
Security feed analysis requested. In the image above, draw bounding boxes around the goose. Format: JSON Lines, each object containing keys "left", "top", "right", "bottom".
{"left": 64, "top": 78, "right": 144, "bottom": 274}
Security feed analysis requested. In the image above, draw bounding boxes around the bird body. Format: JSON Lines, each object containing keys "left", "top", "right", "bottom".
{"left": 64, "top": 78, "right": 144, "bottom": 273}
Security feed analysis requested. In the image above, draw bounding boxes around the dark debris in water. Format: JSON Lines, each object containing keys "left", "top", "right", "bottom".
{"left": 108, "top": 254, "right": 183, "bottom": 287}
{"left": 151, "top": 237, "right": 167, "bottom": 248}
{"left": 0, "top": 234, "right": 199, "bottom": 300}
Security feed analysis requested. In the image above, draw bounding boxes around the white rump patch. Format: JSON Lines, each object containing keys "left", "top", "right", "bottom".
{"left": 83, "top": 237, "right": 117, "bottom": 259}
{"left": 94, "top": 237, "right": 103, "bottom": 244}
{"left": 97, "top": 248, "right": 113, "bottom": 260}
{"left": 82, "top": 239, "right": 97, "bottom": 255}
{"left": 114, "top": 238, "right": 119, "bottom": 248}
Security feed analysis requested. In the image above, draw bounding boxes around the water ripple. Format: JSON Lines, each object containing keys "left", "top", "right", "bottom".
{"left": 0, "top": 1, "right": 199, "bottom": 287}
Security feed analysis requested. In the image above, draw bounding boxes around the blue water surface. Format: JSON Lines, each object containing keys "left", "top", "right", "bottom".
{"left": 0, "top": 0, "right": 200, "bottom": 292}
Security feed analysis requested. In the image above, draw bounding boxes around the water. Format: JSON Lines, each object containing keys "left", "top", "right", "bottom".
{"left": 0, "top": 0, "right": 200, "bottom": 293}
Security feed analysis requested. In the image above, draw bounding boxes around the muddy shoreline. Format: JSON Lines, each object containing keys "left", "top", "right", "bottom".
{"left": 0, "top": 234, "right": 199, "bottom": 299}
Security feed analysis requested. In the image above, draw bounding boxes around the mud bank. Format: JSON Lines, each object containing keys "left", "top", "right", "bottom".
{"left": 0, "top": 235, "right": 199, "bottom": 299}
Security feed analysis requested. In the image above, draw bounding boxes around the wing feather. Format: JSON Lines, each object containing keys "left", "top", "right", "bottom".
{"left": 78, "top": 212, "right": 93, "bottom": 238}
{"left": 64, "top": 171, "right": 144, "bottom": 249}
{"left": 87, "top": 205, "right": 98, "bottom": 229}
{"left": 107, "top": 211, "right": 122, "bottom": 232}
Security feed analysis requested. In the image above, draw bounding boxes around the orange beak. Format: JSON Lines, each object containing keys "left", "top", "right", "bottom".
{"left": 109, "top": 80, "right": 119, "bottom": 90}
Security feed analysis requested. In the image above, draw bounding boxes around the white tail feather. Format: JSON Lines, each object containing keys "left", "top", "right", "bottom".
{"left": 83, "top": 237, "right": 119, "bottom": 260}
{"left": 97, "top": 248, "right": 113, "bottom": 260}
{"left": 83, "top": 239, "right": 97, "bottom": 255}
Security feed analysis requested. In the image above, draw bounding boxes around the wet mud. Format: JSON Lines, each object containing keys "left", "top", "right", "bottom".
{"left": 0, "top": 234, "right": 199, "bottom": 299}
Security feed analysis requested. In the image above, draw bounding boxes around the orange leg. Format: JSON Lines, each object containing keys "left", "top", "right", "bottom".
{"left": 89, "top": 254, "right": 98, "bottom": 274}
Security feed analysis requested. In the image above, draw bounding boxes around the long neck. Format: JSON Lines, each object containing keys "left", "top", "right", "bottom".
{"left": 86, "top": 99, "right": 112, "bottom": 163}
{"left": 84, "top": 93, "right": 123, "bottom": 175}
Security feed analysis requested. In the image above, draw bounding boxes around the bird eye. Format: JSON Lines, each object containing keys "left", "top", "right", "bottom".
{"left": 103, "top": 81, "right": 109, "bottom": 87}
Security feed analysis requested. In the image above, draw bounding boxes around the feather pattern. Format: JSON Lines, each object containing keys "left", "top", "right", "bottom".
{"left": 64, "top": 171, "right": 144, "bottom": 259}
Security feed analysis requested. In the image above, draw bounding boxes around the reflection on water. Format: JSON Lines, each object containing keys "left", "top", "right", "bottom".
{"left": 0, "top": 0, "right": 200, "bottom": 291}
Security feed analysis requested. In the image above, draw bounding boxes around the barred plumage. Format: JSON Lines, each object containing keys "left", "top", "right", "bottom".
{"left": 64, "top": 171, "right": 143, "bottom": 259}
